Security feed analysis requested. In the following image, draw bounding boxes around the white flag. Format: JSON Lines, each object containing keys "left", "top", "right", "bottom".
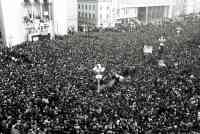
{"left": 33, "top": 37, "right": 39, "bottom": 41}
{"left": 11, "top": 125, "right": 20, "bottom": 134}
{"left": 44, "top": 11, "right": 48, "bottom": 16}
{"left": 115, "top": 73, "right": 125, "bottom": 82}
{"left": 174, "top": 62, "right": 178, "bottom": 67}
{"left": 42, "top": 98, "right": 49, "bottom": 104}
{"left": 158, "top": 60, "right": 166, "bottom": 67}
{"left": 11, "top": 57, "right": 18, "bottom": 62}
{"left": 143, "top": 45, "right": 153, "bottom": 54}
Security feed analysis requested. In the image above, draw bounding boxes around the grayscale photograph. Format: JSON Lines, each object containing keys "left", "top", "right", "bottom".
{"left": 0, "top": 0, "right": 200, "bottom": 133}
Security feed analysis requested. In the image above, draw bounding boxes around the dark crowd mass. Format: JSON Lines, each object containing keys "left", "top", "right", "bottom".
{"left": 0, "top": 14, "right": 200, "bottom": 134}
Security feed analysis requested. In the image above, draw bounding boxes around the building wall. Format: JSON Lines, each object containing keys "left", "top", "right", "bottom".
{"left": 78, "top": 0, "right": 98, "bottom": 27}
{"left": 66, "top": 0, "right": 78, "bottom": 32}
{"left": 145, "top": 6, "right": 170, "bottom": 23}
{"left": 119, "top": 0, "right": 173, "bottom": 8}
{"left": 184, "top": 0, "right": 200, "bottom": 14}
{"left": 0, "top": 0, "right": 5, "bottom": 46}
{"left": 117, "top": 7, "right": 138, "bottom": 19}
{"left": 1, "top": 0, "right": 26, "bottom": 47}
{"left": 97, "top": 0, "right": 112, "bottom": 27}
{"left": 53, "top": 0, "right": 78, "bottom": 35}
{"left": 78, "top": 0, "right": 115, "bottom": 28}
{"left": 172, "top": 0, "right": 200, "bottom": 17}
{"left": 172, "top": 0, "right": 185, "bottom": 17}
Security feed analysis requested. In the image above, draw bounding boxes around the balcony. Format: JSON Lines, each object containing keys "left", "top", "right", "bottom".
{"left": 23, "top": 0, "right": 53, "bottom": 41}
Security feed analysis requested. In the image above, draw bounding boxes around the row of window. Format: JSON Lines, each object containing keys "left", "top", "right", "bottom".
{"left": 100, "top": 5, "right": 110, "bottom": 11}
{"left": 100, "top": 14, "right": 110, "bottom": 19}
{"left": 78, "top": 4, "right": 110, "bottom": 11}
{"left": 78, "top": 12, "right": 96, "bottom": 19}
{"left": 78, "top": 4, "right": 96, "bottom": 10}
{"left": 147, "top": 6, "right": 169, "bottom": 20}
{"left": 78, "top": 12, "right": 110, "bottom": 20}
{"left": 24, "top": 0, "right": 50, "bottom": 4}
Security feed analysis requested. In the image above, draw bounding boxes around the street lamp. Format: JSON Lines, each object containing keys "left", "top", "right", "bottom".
{"left": 158, "top": 36, "right": 166, "bottom": 47}
{"left": 158, "top": 36, "right": 166, "bottom": 66}
{"left": 176, "top": 27, "right": 182, "bottom": 36}
{"left": 93, "top": 64, "right": 105, "bottom": 93}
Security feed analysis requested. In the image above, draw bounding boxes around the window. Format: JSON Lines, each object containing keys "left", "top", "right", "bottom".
{"left": 0, "top": 30, "right": 3, "bottom": 45}
{"left": 107, "top": 6, "right": 110, "bottom": 10}
{"left": 126, "top": 8, "right": 129, "bottom": 15}
{"left": 107, "top": 14, "right": 109, "bottom": 19}
{"left": 93, "top": 5, "right": 95, "bottom": 10}
{"left": 89, "top": 5, "right": 91, "bottom": 10}
{"left": 85, "top": 5, "right": 87, "bottom": 10}
{"left": 34, "top": 0, "right": 39, "bottom": 3}
{"left": 78, "top": 4, "right": 80, "bottom": 9}
{"left": 82, "top": 5, "right": 84, "bottom": 10}
{"left": 117, "top": 9, "right": 120, "bottom": 16}
{"left": 100, "top": 14, "right": 102, "bottom": 19}
{"left": 89, "top": 13, "right": 91, "bottom": 19}
{"left": 100, "top": 5, "right": 102, "bottom": 10}
{"left": 123, "top": 9, "right": 126, "bottom": 16}
{"left": 78, "top": 12, "right": 81, "bottom": 17}
{"left": 24, "top": 0, "right": 30, "bottom": 4}
{"left": 93, "top": 14, "right": 95, "bottom": 19}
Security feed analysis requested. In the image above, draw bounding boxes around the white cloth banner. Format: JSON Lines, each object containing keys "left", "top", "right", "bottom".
{"left": 143, "top": 45, "right": 153, "bottom": 54}
{"left": 158, "top": 60, "right": 166, "bottom": 67}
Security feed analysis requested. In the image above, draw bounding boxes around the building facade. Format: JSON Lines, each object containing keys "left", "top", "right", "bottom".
{"left": 78, "top": 0, "right": 174, "bottom": 29}
{"left": 0, "top": 0, "right": 77, "bottom": 47}
{"left": 78, "top": 0, "right": 113, "bottom": 29}
{"left": 172, "top": 0, "right": 200, "bottom": 17}
{"left": 184, "top": 0, "right": 200, "bottom": 14}
{"left": 117, "top": 0, "right": 174, "bottom": 24}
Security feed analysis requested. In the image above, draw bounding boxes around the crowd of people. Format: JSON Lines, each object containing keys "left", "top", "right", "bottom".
{"left": 0, "top": 14, "right": 200, "bottom": 134}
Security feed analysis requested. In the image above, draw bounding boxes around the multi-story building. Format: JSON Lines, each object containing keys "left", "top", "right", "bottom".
{"left": 78, "top": 0, "right": 97, "bottom": 29}
{"left": 184, "top": 0, "right": 200, "bottom": 14}
{"left": 172, "top": 0, "right": 200, "bottom": 17}
{"left": 116, "top": 0, "right": 174, "bottom": 24}
{"left": 0, "top": 0, "right": 77, "bottom": 47}
{"left": 78, "top": 0, "right": 174, "bottom": 29}
{"left": 172, "top": 0, "right": 185, "bottom": 17}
